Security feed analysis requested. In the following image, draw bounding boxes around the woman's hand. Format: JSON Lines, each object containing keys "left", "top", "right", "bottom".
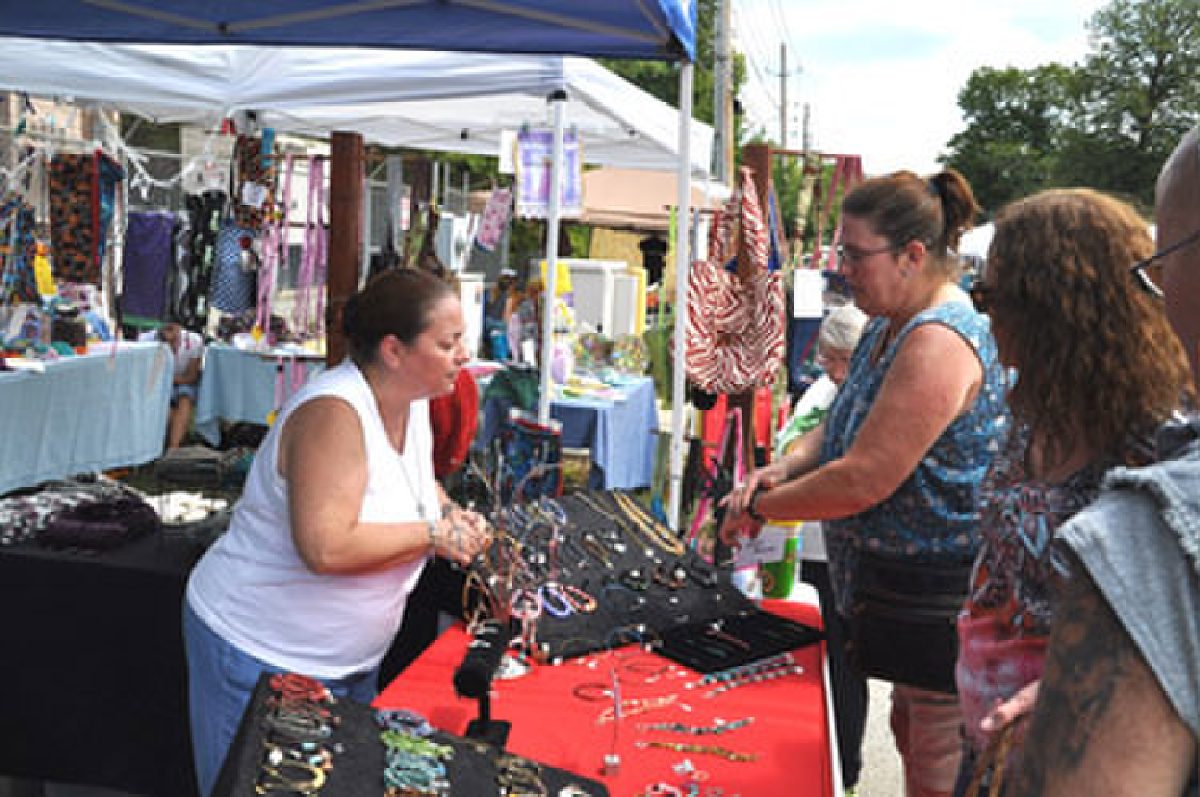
{"left": 980, "top": 679, "right": 1040, "bottom": 744}
{"left": 716, "top": 461, "right": 789, "bottom": 543}
{"left": 432, "top": 507, "right": 493, "bottom": 566}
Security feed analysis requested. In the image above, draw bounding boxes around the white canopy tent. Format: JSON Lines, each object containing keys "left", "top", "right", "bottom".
{"left": 0, "top": 38, "right": 711, "bottom": 175}
{"left": 0, "top": 37, "right": 705, "bottom": 530}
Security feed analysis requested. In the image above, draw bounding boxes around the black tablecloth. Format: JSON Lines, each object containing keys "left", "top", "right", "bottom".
{"left": 0, "top": 532, "right": 206, "bottom": 796}
{"left": 213, "top": 674, "right": 609, "bottom": 797}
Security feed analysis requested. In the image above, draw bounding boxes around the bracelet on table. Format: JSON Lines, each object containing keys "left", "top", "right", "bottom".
{"left": 255, "top": 759, "right": 327, "bottom": 795}
{"left": 634, "top": 739, "right": 758, "bottom": 762}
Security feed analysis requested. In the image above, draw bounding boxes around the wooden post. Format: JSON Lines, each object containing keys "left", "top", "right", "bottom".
{"left": 326, "top": 130, "right": 364, "bottom": 367}
{"left": 731, "top": 142, "right": 774, "bottom": 469}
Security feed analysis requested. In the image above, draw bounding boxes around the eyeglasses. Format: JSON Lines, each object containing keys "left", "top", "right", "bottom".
{"left": 836, "top": 243, "right": 897, "bottom": 267}
{"left": 1129, "top": 227, "right": 1200, "bottom": 299}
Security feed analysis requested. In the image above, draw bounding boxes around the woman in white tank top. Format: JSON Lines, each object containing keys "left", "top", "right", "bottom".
{"left": 183, "top": 268, "right": 493, "bottom": 797}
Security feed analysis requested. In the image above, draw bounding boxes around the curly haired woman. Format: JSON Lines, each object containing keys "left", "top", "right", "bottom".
{"left": 952, "top": 188, "right": 1192, "bottom": 795}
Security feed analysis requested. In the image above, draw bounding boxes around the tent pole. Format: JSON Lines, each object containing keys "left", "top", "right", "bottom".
{"left": 667, "top": 61, "right": 694, "bottom": 531}
{"left": 537, "top": 89, "right": 567, "bottom": 425}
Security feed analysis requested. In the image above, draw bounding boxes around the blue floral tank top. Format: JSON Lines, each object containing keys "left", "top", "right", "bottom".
{"left": 821, "top": 299, "right": 1009, "bottom": 614}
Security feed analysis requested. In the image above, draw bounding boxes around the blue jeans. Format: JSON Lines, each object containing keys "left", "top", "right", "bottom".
{"left": 182, "top": 600, "right": 379, "bottom": 797}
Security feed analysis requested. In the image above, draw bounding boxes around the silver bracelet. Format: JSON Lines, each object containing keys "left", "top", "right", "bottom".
{"left": 426, "top": 519, "right": 438, "bottom": 556}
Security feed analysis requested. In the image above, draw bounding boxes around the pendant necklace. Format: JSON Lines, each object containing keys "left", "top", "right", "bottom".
{"left": 393, "top": 409, "right": 427, "bottom": 521}
{"left": 397, "top": 450, "right": 427, "bottom": 522}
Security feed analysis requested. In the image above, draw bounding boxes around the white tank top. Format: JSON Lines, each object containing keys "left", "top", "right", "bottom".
{"left": 186, "top": 360, "right": 434, "bottom": 678}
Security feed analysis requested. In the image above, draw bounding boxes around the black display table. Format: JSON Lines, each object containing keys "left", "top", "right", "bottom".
{"left": 0, "top": 532, "right": 206, "bottom": 797}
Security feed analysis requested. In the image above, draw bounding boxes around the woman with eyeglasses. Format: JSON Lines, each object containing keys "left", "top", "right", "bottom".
{"left": 722, "top": 169, "right": 1009, "bottom": 797}
{"left": 951, "top": 188, "right": 1190, "bottom": 796}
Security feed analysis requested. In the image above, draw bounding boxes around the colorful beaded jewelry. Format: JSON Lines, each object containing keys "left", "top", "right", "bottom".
{"left": 703, "top": 665, "right": 805, "bottom": 698}
{"left": 637, "top": 716, "right": 754, "bottom": 735}
{"left": 634, "top": 740, "right": 758, "bottom": 763}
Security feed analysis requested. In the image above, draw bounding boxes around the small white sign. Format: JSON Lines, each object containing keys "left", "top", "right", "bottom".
{"left": 735, "top": 523, "right": 793, "bottom": 567}
{"left": 793, "top": 268, "right": 825, "bottom": 319}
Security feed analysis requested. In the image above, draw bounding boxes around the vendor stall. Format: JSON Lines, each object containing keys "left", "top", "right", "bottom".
{"left": 0, "top": 341, "right": 171, "bottom": 495}
{"left": 194, "top": 344, "right": 325, "bottom": 447}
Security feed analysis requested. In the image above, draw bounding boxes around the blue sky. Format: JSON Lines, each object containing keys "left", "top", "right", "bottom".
{"left": 731, "top": 0, "right": 1109, "bottom": 175}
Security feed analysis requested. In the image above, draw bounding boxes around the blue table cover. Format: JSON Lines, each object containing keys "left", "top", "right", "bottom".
{"left": 194, "top": 344, "right": 325, "bottom": 446}
{"left": 0, "top": 342, "right": 172, "bottom": 495}
{"left": 480, "top": 375, "right": 658, "bottom": 491}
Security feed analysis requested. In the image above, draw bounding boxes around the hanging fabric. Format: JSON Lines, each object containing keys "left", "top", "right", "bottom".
{"left": 47, "top": 150, "right": 124, "bottom": 286}
{"left": 232, "top": 134, "right": 276, "bottom": 231}
{"left": 0, "top": 197, "right": 38, "bottom": 304}
{"left": 210, "top": 215, "right": 257, "bottom": 315}
{"left": 475, "top": 186, "right": 511, "bottom": 252}
{"left": 294, "top": 155, "right": 327, "bottom": 339}
{"left": 684, "top": 166, "right": 787, "bottom": 396}
{"left": 176, "top": 189, "right": 226, "bottom": 328}
{"left": 256, "top": 153, "right": 294, "bottom": 338}
{"left": 120, "top": 210, "right": 176, "bottom": 320}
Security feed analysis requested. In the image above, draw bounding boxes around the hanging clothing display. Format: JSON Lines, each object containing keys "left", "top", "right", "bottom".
{"left": 684, "top": 166, "right": 787, "bottom": 395}
{"left": 176, "top": 190, "right": 226, "bottom": 328}
{"left": 210, "top": 219, "right": 257, "bottom": 315}
{"left": 232, "top": 134, "right": 276, "bottom": 231}
{"left": 121, "top": 210, "right": 177, "bottom": 320}
{"left": 0, "top": 197, "right": 38, "bottom": 304}
{"left": 47, "top": 150, "right": 124, "bottom": 286}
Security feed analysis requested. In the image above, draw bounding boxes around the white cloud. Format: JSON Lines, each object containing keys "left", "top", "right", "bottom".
{"left": 733, "top": 0, "right": 1107, "bottom": 175}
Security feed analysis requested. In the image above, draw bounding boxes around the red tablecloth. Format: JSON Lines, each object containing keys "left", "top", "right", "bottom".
{"left": 376, "top": 599, "right": 834, "bottom": 797}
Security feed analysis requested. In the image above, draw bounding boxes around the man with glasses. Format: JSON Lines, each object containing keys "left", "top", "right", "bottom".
{"left": 1011, "top": 130, "right": 1200, "bottom": 795}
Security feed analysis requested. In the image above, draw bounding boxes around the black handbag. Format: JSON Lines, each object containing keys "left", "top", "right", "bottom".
{"left": 848, "top": 550, "right": 972, "bottom": 694}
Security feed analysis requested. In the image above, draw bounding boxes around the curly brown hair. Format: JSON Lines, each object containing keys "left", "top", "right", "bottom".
{"left": 987, "top": 188, "right": 1191, "bottom": 466}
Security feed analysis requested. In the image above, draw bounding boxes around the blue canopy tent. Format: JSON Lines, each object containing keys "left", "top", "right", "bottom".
{"left": 0, "top": 0, "right": 700, "bottom": 529}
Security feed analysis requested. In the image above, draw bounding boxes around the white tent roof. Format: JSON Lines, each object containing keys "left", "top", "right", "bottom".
{"left": 0, "top": 37, "right": 712, "bottom": 176}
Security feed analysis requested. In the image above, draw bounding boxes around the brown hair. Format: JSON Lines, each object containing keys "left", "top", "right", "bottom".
{"left": 988, "top": 188, "right": 1191, "bottom": 464}
{"left": 341, "top": 267, "right": 454, "bottom": 365}
{"left": 842, "top": 168, "right": 980, "bottom": 279}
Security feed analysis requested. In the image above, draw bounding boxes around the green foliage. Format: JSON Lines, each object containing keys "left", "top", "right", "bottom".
{"left": 940, "top": 0, "right": 1200, "bottom": 215}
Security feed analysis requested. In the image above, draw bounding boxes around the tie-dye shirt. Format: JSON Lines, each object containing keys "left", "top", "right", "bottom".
{"left": 821, "top": 299, "right": 1009, "bottom": 614}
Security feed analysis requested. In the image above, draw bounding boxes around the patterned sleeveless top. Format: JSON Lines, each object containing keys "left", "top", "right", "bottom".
{"left": 821, "top": 299, "right": 1009, "bottom": 614}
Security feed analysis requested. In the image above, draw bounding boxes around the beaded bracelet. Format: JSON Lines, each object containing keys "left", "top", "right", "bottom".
{"left": 692, "top": 652, "right": 796, "bottom": 687}
{"left": 637, "top": 716, "right": 754, "bottom": 735}
{"left": 375, "top": 708, "right": 435, "bottom": 737}
{"left": 634, "top": 740, "right": 758, "bottom": 763}
{"left": 703, "top": 665, "right": 805, "bottom": 698}
{"left": 255, "top": 760, "right": 327, "bottom": 795}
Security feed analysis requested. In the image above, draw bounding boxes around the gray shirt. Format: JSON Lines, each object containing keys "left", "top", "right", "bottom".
{"left": 1057, "top": 416, "right": 1200, "bottom": 748}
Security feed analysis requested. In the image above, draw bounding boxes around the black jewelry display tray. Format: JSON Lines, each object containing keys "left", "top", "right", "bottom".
{"left": 213, "top": 674, "right": 609, "bottom": 797}
{"left": 653, "top": 606, "right": 825, "bottom": 673}
{"left": 521, "top": 492, "right": 823, "bottom": 671}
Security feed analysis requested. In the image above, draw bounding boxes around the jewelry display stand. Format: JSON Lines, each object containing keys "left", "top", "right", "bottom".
{"left": 212, "top": 674, "right": 609, "bottom": 797}
{"left": 490, "top": 491, "right": 823, "bottom": 670}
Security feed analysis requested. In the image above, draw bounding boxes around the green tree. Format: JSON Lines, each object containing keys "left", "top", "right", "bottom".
{"left": 940, "top": 0, "right": 1200, "bottom": 213}
{"left": 941, "top": 64, "right": 1082, "bottom": 214}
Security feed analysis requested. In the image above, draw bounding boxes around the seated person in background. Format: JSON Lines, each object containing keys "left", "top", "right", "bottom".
{"left": 140, "top": 321, "right": 204, "bottom": 449}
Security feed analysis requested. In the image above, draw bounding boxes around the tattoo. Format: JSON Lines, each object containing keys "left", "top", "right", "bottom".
{"left": 1011, "top": 549, "right": 1136, "bottom": 796}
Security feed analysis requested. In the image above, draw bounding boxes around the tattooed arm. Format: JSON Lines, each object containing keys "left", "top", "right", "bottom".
{"left": 1011, "top": 550, "right": 1196, "bottom": 796}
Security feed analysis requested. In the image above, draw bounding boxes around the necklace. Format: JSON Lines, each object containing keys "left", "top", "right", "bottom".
{"left": 396, "top": 444, "right": 428, "bottom": 521}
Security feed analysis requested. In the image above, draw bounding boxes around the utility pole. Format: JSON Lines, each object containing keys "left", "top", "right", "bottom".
{"left": 712, "top": 0, "right": 733, "bottom": 184}
{"left": 780, "top": 43, "right": 787, "bottom": 148}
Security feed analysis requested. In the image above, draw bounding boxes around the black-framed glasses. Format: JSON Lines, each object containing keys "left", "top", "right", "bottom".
{"left": 1130, "top": 227, "right": 1200, "bottom": 298}
{"left": 836, "top": 242, "right": 897, "bottom": 267}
